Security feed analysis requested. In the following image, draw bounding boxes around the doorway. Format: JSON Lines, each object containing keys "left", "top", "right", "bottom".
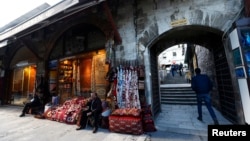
{"left": 148, "top": 25, "right": 237, "bottom": 123}
{"left": 11, "top": 65, "right": 36, "bottom": 105}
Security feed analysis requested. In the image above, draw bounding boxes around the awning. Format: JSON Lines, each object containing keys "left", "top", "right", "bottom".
{"left": 0, "top": 0, "right": 80, "bottom": 42}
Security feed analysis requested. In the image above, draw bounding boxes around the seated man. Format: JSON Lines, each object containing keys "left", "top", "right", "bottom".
{"left": 19, "top": 91, "right": 42, "bottom": 117}
{"left": 76, "top": 92, "right": 102, "bottom": 133}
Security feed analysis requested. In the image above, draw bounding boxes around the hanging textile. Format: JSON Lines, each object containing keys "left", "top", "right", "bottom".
{"left": 124, "top": 68, "right": 130, "bottom": 108}
{"left": 116, "top": 65, "right": 141, "bottom": 109}
{"left": 116, "top": 66, "right": 123, "bottom": 108}
{"left": 106, "top": 67, "right": 118, "bottom": 109}
{"left": 105, "top": 39, "right": 114, "bottom": 64}
{"left": 131, "top": 68, "right": 141, "bottom": 108}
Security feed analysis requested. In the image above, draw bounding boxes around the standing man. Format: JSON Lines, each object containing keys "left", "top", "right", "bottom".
{"left": 170, "top": 63, "right": 176, "bottom": 77}
{"left": 191, "top": 68, "right": 219, "bottom": 125}
{"left": 178, "top": 62, "right": 183, "bottom": 76}
{"left": 76, "top": 92, "right": 102, "bottom": 133}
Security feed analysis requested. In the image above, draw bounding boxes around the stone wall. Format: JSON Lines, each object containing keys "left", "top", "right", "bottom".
{"left": 114, "top": 0, "right": 243, "bottom": 62}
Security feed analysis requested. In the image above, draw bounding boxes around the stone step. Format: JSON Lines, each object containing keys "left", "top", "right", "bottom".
{"left": 160, "top": 85, "right": 196, "bottom": 105}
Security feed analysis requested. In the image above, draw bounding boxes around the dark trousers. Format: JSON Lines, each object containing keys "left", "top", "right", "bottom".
{"left": 79, "top": 110, "right": 100, "bottom": 128}
{"left": 179, "top": 70, "right": 182, "bottom": 76}
{"left": 197, "top": 93, "right": 217, "bottom": 121}
{"left": 22, "top": 102, "right": 39, "bottom": 114}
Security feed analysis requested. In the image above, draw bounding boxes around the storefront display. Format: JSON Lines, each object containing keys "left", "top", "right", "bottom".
{"left": 48, "top": 49, "right": 109, "bottom": 104}
{"left": 11, "top": 65, "right": 36, "bottom": 105}
{"left": 58, "top": 60, "right": 74, "bottom": 103}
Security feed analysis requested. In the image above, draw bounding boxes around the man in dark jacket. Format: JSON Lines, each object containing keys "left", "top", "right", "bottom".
{"left": 19, "top": 92, "right": 42, "bottom": 117}
{"left": 191, "top": 68, "right": 219, "bottom": 125}
{"left": 76, "top": 92, "right": 102, "bottom": 133}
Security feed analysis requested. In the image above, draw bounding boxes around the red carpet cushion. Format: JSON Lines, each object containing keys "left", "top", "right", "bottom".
{"left": 111, "top": 108, "right": 141, "bottom": 117}
{"left": 44, "top": 96, "right": 87, "bottom": 124}
{"left": 109, "top": 115, "right": 143, "bottom": 135}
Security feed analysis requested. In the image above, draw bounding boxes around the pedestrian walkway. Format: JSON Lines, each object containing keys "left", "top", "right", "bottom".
{"left": 0, "top": 105, "right": 150, "bottom": 141}
{"left": 0, "top": 104, "right": 232, "bottom": 141}
{"left": 153, "top": 104, "right": 232, "bottom": 136}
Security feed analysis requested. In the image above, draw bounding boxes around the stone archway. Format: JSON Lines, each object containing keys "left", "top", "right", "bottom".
{"left": 146, "top": 25, "right": 241, "bottom": 123}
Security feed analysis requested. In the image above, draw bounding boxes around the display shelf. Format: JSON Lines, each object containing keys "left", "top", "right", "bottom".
{"left": 58, "top": 60, "right": 73, "bottom": 103}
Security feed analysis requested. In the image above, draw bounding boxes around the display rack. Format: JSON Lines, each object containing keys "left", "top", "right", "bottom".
{"left": 58, "top": 60, "right": 73, "bottom": 103}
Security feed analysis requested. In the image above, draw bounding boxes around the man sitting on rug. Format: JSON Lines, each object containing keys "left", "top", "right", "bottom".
{"left": 76, "top": 92, "right": 102, "bottom": 133}
{"left": 19, "top": 91, "right": 42, "bottom": 117}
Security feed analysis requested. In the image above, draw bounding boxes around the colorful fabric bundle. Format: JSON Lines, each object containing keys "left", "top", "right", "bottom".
{"left": 109, "top": 115, "right": 143, "bottom": 135}
{"left": 44, "top": 96, "right": 87, "bottom": 124}
{"left": 109, "top": 108, "right": 143, "bottom": 135}
{"left": 141, "top": 104, "right": 157, "bottom": 132}
{"left": 111, "top": 108, "right": 141, "bottom": 117}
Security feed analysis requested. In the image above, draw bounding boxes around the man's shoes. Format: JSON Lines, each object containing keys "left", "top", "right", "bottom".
{"left": 197, "top": 117, "right": 202, "bottom": 121}
{"left": 19, "top": 113, "right": 25, "bottom": 117}
{"left": 92, "top": 127, "right": 98, "bottom": 133}
{"left": 76, "top": 126, "right": 85, "bottom": 130}
{"left": 214, "top": 120, "right": 219, "bottom": 125}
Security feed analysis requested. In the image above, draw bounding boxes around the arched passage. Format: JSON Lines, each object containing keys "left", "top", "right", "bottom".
{"left": 147, "top": 25, "right": 238, "bottom": 123}
{"left": 6, "top": 45, "right": 38, "bottom": 105}
{"left": 45, "top": 22, "right": 110, "bottom": 103}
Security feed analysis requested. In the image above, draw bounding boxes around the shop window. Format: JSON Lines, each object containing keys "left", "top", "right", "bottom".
{"left": 173, "top": 52, "right": 176, "bottom": 57}
{"left": 11, "top": 65, "right": 36, "bottom": 105}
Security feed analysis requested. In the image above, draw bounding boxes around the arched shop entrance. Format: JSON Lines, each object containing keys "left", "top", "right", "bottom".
{"left": 147, "top": 25, "right": 244, "bottom": 124}
{"left": 48, "top": 23, "right": 110, "bottom": 104}
{"left": 9, "top": 46, "right": 37, "bottom": 105}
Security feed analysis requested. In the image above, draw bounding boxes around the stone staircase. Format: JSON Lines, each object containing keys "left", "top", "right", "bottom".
{"left": 157, "top": 84, "right": 231, "bottom": 136}
{"left": 160, "top": 70, "right": 197, "bottom": 105}
{"left": 155, "top": 72, "right": 233, "bottom": 136}
{"left": 160, "top": 84, "right": 197, "bottom": 105}
{"left": 155, "top": 72, "right": 228, "bottom": 137}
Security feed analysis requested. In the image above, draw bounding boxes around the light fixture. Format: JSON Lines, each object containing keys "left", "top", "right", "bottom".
{"left": 16, "top": 60, "right": 29, "bottom": 67}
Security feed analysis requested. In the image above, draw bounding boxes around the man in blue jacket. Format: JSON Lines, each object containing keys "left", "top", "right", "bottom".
{"left": 191, "top": 68, "right": 219, "bottom": 125}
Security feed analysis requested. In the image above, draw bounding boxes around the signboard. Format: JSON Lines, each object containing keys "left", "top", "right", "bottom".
{"left": 171, "top": 19, "right": 187, "bottom": 27}
{"left": 229, "top": 29, "right": 240, "bottom": 50}
{"left": 235, "top": 67, "right": 246, "bottom": 78}
{"left": 232, "top": 48, "right": 243, "bottom": 66}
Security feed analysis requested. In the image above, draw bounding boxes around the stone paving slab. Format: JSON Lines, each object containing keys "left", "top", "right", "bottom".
{"left": 154, "top": 104, "right": 232, "bottom": 136}
{"left": 0, "top": 105, "right": 150, "bottom": 141}
{"left": 0, "top": 104, "right": 233, "bottom": 141}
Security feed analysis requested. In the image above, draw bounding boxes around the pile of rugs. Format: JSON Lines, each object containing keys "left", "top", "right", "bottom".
{"left": 42, "top": 96, "right": 156, "bottom": 135}
{"left": 43, "top": 96, "right": 87, "bottom": 124}
{"left": 109, "top": 106, "right": 156, "bottom": 135}
{"left": 141, "top": 104, "right": 157, "bottom": 132}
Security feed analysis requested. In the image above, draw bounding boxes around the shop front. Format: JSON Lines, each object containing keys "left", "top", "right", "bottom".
{"left": 48, "top": 49, "right": 109, "bottom": 104}
{"left": 10, "top": 65, "right": 36, "bottom": 105}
